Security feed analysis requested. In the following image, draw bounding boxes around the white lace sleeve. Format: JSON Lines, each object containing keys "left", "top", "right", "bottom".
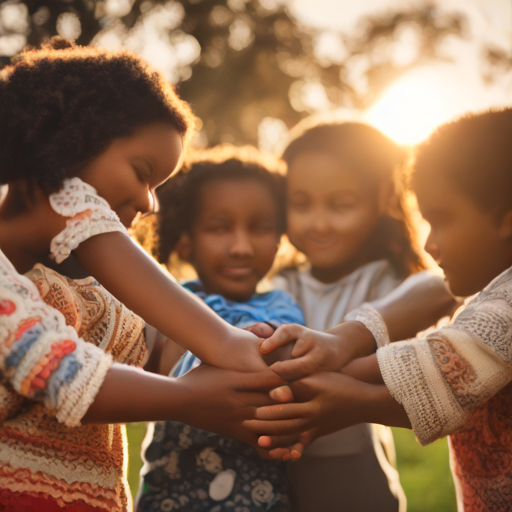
{"left": 344, "top": 303, "right": 390, "bottom": 349}
{"left": 378, "top": 266, "right": 512, "bottom": 445}
{"left": 49, "top": 177, "right": 128, "bottom": 263}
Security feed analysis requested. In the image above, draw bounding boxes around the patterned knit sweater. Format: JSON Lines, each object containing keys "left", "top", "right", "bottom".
{"left": 0, "top": 254, "right": 146, "bottom": 511}
{"left": 378, "top": 266, "right": 512, "bottom": 512}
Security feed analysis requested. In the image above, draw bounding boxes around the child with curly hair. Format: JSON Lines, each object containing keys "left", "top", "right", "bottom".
{"left": 0, "top": 39, "right": 285, "bottom": 512}
{"left": 137, "top": 146, "right": 305, "bottom": 512}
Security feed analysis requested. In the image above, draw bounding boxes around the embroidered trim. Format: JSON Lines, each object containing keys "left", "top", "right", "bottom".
{"left": 345, "top": 303, "right": 390, "bottom": 348}
{"left": 49, "top": 178, "right": 128, "bottom": 263}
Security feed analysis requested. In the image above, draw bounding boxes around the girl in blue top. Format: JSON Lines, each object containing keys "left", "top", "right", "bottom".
{"left": 137, "top": 145, "right": 304, "bottom": 512}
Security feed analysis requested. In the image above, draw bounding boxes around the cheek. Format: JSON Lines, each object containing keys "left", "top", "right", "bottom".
{"left": 331, "top": 207, "right": 379, "bottom": 240}
{"left": 190, "top": 234, "right": 225, "bottom": 268}
{"left": 286, "top": 211, "right": 304, "bottom": 244}
{"left": 253, "top": 235, "right": 279, "bottom": 271}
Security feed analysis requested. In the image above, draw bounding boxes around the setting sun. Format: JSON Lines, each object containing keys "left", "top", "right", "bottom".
{"left": 365, "top": 69, "right": 455, "bottom": 145}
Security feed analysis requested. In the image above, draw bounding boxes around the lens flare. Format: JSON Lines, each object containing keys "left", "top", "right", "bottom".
{"left": 366, "top": 70, "right": 454, "bottom": 145}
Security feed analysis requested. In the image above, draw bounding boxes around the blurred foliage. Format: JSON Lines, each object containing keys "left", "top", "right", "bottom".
{"left": 0, "top": 0, "right": 465, "bottom": 145}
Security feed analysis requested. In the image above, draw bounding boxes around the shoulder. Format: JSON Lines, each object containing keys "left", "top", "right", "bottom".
{"left": 255, "top": 289, "right": 305, "bottom": 325}
{"left": 366, "top": 260, "right": 402, "bottom": 299}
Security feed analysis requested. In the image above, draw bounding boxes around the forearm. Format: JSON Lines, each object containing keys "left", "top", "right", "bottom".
{"left": 372, "top": 271, "right": 458, "bottom": 341}
{"left": 74, "top": 232, "right": 263, "bottom": 370}
{"left": 341, "top": 353, "right": 384, "bottom": 384}
{"left": 363, "top": 382, "right": 412, "bottom": 429}
{"left": 326, "top": 272, "right": 457, "bottom": 366}
{"left": 326, "top": 320, "right": 377, "bottom": 363}
{"left": 82, "top": 363, "right": 187, "bottom": 424}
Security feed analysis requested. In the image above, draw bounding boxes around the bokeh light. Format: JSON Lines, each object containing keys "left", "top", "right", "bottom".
{"left": 365, "top": 69, "right": 454, "bottom": 145}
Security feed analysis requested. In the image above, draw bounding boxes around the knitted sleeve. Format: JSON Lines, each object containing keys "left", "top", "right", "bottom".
{"left": 0, "top": 250, "right": 112, "bottom": 427}
{"left": 377, "top": 267, "right": 512, "bottom": 445}
{"left": 49, "top": 177, "right": 128, "bottom": 263}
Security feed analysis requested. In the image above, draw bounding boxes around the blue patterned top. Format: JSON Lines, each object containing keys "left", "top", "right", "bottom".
{"left": 137, "top": 282, "right": 304, "bottom": 512}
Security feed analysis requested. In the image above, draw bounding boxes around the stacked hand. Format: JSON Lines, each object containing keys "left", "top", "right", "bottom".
{"left": 241, "top": 322, "right": 379, "bottom": 459}
{"left": 241, "top": 322, "right": 409, "bottom": 460}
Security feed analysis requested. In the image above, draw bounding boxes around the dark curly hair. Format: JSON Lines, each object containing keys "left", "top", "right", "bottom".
{"left": 412, "top": 108, "right": 512, "bottom": 213}
{"left": 155, "top": 145, "right": 286, "bottom": 264}
{"left": 0, "top": 37, "right": 194, "bottom": 194}
{"left": 282, "top": 120, "right": 425, "bottom": 278}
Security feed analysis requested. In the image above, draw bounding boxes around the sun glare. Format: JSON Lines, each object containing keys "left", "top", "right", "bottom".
{"left": 365, "top": 70, "right": 454, "bottom": 145}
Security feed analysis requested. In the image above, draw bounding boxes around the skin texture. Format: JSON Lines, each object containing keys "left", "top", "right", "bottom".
{"left": 178, "top": 179, "right": 280, "bottom": 301}
{"left": 286, "top": 151, "right": 383, "bottom": 283}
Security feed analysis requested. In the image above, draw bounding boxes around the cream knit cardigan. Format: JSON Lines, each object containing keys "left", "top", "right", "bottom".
{"left": 378, "top": 266, "right": 512, "bottom": 446}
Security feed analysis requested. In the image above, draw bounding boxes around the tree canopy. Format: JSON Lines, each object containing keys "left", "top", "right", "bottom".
{"left": 0, "top": 0, "right": 465, "bottom": 145}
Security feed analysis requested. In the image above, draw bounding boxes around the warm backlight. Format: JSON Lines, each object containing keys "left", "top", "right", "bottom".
{"left": 366, "top": 71, "right": 453, "bottom": 145}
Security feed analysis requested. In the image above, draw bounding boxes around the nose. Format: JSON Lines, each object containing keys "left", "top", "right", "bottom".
{"left": 310, "top": 208, "right": 330, "bottom": 234}
{"left": 424, "top": 229, "right": 440, "bottom": 262}
{"left": 135, "top": 188, "right": 154, "bottom": 217}
{"left": 229, "top": 228, "right": 254, "bottom": 258}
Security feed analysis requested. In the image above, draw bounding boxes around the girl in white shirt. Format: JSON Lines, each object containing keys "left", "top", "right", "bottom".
{"left": 272, "top": 121, "right": 438, "bottom": 512}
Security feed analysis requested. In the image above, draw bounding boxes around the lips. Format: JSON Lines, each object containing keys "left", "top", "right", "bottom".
{"left": 305, "top": 237, "right": 339, "bottom": 249}
{"left": 221, "top": 267, "right": 254, "bottom": 277}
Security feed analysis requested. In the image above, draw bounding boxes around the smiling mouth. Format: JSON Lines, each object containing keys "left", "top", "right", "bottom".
{"left": 221, "top": 267, "right": 254, "bottom": 277}
{"left": 306, "top": 238, "right": 338, "bottom": 248}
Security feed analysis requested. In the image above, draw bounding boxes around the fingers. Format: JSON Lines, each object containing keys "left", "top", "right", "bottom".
{"left": 235, "top": 370, "right": 285, "bottom": 392}
{"left": 259, "top": 324, "right": 307, "bottom": 354}
{"left": 270, "top": 356, "right": 318, "bottom": 382}
{"left": 268, "top": 444, "right": 303, "bottom": 461}
{"left": 243, "top": 417, "right": 312, "bottom": 436}
{"left": 245, "top": 322, "right": 275, "bottom": 338}
{"left": 258, "top": 433, "right": 303, "bottom": 448}
{"left": 269, "top": 385, "right": 294, "bottom": 403}
{"left": 255, "top": 402, "right": 314, "bottom": 421}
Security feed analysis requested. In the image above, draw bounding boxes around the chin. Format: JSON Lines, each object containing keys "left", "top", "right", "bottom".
{"left": 217, "top": 282, "right": 256, "bottom": 302}
{"left": 446, "top": 279, "right": 482, "bottom": 299}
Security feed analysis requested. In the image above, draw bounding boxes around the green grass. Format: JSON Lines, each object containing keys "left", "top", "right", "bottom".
{"left": 126, "top": 424, "right": 457, "bottom": 511}
{"left": 392, "top": 428, "right": 456, "bottom": 512}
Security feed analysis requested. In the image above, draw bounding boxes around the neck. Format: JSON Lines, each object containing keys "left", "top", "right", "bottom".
{"left": 0, "top": 184, "right": 62, "bottom": 274}
{"left": 310, "top": 253, "right": 378, "bottom": 284}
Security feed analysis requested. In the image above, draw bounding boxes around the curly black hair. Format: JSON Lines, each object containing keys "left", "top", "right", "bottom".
{"left": 0, "top": 37, "right": 194, "bottom": 194}
{"left": 413, "top": 108, "right": 512, "bottom": 213}
{"left": 282, "top": 120, "right": 425, "bottom": 278}
{"left": 156, "top": 145, "right": 286, "bottom": 264}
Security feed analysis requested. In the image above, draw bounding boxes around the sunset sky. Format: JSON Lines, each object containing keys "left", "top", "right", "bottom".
{"left": 291, "top": 0, "right": 512, "bottom": 144}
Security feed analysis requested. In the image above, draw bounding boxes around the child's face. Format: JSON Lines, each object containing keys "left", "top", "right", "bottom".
{"left": 184, "top": 179, "right": 280, "bottom": 301}
{"left": 415, "top": 171, "right": 512, "bottom": 297}
{"left": 287, "top": 152, "right": 381, "bottom": 277}
{"left": 79, "top": 123, "right": 182, "bottom": 228}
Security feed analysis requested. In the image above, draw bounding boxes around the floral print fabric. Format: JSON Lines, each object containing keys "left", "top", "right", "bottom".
{"left": 137, "top": 284, "right": 305, "bottom": 512}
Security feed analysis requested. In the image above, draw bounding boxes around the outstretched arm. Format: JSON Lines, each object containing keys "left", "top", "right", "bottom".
{"left": 261, "top": 270, "right": 457, "bottom": 381}
{"left": 75, "top": 232, "right": 267, "bottom": 372}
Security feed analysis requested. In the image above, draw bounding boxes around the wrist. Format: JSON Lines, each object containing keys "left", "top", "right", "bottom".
{"left": 344, "top": 304, "right": 390, "bottom": 349}
{"left": 328, "top": 321, "right": 377, "bottom": 369}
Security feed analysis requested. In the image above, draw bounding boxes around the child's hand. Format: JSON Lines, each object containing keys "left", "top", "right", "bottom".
{"left": 242, "top": 371, "right": 411, "bottom": 443}
{"left": 245, "top": 322, "right": 276, "bottom": 338}
{"left": 243, "top": 372, "right": 368, "bottom": 439}
{"left": 259, "top": 321, "right": 377, "bottom": 380}
{"left": 259, "top": 324, "right": 349, "bottom": 380}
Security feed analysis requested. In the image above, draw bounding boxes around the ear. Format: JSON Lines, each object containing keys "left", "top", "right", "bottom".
{"left": 497, "top": 210, "right": 512, "bottom": 240}
{"left": 175, "top": 233, "right": 193, "bottom": 262}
